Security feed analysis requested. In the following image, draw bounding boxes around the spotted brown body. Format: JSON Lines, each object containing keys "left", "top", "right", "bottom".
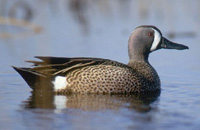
{"left": 55, "top": 58, "right": 160, "bottom": 94}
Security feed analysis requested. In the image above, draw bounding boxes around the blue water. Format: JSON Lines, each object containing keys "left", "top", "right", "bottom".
{"left": 0, "top": 0, "right": 200, "bottom": 130}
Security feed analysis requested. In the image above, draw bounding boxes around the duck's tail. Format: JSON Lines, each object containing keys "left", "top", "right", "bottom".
{"left": 12, "top": 66, "right": 52, "bottom": 91}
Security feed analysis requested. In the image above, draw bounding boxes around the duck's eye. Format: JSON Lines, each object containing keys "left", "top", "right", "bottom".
{"left": 148, "top": 32, "right": 154, "bottom": 37}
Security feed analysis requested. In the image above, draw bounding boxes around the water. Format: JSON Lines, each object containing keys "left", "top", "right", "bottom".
{"left": 0, "top": 0, "right": 200, "bottom": 130}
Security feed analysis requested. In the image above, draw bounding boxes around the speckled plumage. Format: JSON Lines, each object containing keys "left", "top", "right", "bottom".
{"left": 12, "top": 25, "right": 188, "bottom": 94}
{"left": 56, "top": 59, "right": 160, "bottom": 94}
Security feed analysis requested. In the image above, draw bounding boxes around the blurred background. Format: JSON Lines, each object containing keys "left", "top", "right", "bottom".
{"left": 0, "top": 0, "right": 198, "bottom": 65}
{"left": 0, "top": 0, "right": 200, "bottom": 130}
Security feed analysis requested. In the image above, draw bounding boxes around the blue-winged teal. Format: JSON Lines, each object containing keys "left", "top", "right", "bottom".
{"left": 13, "top": 25, "right": 188, "bottom": 94}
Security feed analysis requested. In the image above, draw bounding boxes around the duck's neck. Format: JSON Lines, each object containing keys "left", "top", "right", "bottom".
{"left": 128, "top": 60, "right": 150, "bottom": 69}
{"left": 128, "top": 39, "right": 149, "bottom": 62}
{"left": 128, "top": 51, "right": 150, "bottom": 64}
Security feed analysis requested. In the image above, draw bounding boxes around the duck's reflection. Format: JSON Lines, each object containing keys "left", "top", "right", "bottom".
{"left": 23, "top": 89, "right": 160, "bottom": 113}
{"left": 23, "top": 90, "right": 160, "bottom": 112}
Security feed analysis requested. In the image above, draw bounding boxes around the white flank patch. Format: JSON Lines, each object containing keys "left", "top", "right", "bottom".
{"left": 52, "top": 76, "right": 68, "bottom": 91}
{"left": 150, "top": 28, "right": 161, "bottom": 52}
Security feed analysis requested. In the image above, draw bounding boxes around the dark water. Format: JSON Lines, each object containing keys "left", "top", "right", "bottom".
{"left": 0, "top": 0, "right": 200, "bottom": 130}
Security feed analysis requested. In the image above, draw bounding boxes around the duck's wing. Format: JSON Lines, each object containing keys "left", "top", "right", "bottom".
{"left": 26, "top": 56, "right": 127, "bottom": 76}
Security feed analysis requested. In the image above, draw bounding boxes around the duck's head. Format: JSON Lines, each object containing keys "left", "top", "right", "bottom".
{"left": 128, "top": 25, "right": 189, "bottom": 62}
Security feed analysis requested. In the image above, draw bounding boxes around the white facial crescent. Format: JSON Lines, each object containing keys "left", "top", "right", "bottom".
{"left": 150, "top": 28, "right": 161, "bottom": 52}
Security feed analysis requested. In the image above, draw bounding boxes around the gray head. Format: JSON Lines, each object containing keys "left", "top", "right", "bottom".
{"left": 128, "top": 25, "right": 189, "bottom": 62}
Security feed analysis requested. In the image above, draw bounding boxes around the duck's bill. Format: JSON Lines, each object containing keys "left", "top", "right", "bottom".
{"left": 160, "top": 37, "right": 189, "bottom": 50}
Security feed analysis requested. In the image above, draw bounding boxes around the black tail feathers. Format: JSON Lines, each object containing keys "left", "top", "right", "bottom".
{"left": 12, "top": 66, "right": 52, "bottom": 91}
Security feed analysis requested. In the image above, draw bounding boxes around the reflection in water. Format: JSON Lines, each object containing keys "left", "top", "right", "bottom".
{"left": 22, "top": 90, "right": 160, "bottom": 113}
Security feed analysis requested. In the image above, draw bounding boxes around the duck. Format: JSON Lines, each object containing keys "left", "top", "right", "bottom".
{"left": 12, "top": 25, "right": 189, "bottom": 94}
